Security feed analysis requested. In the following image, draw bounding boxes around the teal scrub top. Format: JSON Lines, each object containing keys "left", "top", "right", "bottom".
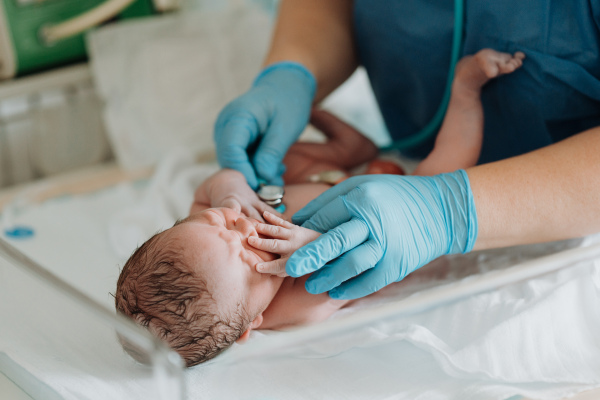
{"left": 354, "top": 0, "right": 600, "bottom": 163}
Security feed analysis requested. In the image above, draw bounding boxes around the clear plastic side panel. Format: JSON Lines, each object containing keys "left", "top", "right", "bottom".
{"left": 0, "top": 241, "right": 185, "bottom": 400}
{"left": 193, "top": 239, "right": 600, "bottom": 400}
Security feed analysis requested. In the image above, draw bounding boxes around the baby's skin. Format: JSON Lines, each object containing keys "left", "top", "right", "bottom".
{"left": 182, "top": 111, "right": 376, "bottom": 334}
{"left": 157, "top": 107, "right": 381, "bottom": 339}
{"left": 162, "top": 205, "right": 340, "bottom": 338}
{"left": 414, "top": 49, "right": 525, "bottom": 175}
{"left": 118, "top": 48, "right": 525, "bottom": 358}
{"left": 178, "top": 48, "right": 525, "bottom": 337}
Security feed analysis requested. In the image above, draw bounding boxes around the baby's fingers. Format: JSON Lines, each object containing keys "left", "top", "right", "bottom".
{"left": 255, "top": 222, "right": 292, "bottom": 240}
{"left": 256, "top": 202, "right": 284, "bottom": 220}
{"left": 241, "top": 204, "right": 263, "bottom": 222}
{"left": 263, "top": 211, "right": 295, "bottom": 229}
{"left": 255, "top": 258, "right": 288, "bottom": 276}
{"left": 248, "top": 236, "right": 293, "bottom": 254}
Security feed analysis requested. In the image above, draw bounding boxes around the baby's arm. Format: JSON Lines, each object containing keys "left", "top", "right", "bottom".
{"left": 259, "top": 275, "right": 351, "bottom": 330}
{"left": 248, "top": 212, "right": 352, "bottom": 329}
{"left": 282, "top": 109, "right": 379, "bottom": 184}
{"left": 190, "top": 169, "right": 276, "bottom": 220}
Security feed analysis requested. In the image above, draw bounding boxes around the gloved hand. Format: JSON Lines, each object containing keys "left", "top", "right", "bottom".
{"left": 287, "top": 170, "right": 478, "bottom": 299}
{"left": 214, "top": 62, "right": 316, "bottom": 189}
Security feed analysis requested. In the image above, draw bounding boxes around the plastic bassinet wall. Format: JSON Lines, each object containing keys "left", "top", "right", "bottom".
{"left": 0, "top": 237, "right": 185, "bottom": 400}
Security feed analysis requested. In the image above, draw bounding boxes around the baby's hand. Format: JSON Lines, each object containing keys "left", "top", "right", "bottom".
{"left": 248, "top": 211, "right": 320, "bottom": 276}
{"left": 205, "top": 169, "right": 280, "bottom": 221}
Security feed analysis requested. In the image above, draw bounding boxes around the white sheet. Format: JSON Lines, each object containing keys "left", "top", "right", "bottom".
{"left": 86, "top": 4, "right": 393, "bottom": 172}
{"left": 86, "top": 6, "right": 272, "bottom": 170}
{"left": 1, "top": 149, "right": 600, "bottom": 400}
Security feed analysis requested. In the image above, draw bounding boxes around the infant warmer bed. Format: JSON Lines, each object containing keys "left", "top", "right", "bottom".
{"left": 1, "top": 4, "right": 600, "bottom": 399}
{"left": 1, "top": 152, "right": 600, "bottom": 400}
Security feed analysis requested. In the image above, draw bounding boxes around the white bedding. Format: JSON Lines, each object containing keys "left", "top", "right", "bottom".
{"left": 1, "top": 150, "right": 599, "bottom": 400}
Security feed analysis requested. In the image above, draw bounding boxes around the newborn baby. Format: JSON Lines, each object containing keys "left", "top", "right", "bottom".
{"left": 115, "top": 49, "right": 524, "bottom": 367}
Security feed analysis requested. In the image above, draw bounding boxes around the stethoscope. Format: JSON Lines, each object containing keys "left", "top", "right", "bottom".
{"left": 257, "top": 0, "right": 465, "bottom": 207}
{"left": 382, "top": 0, "right": 465, "bottom": 151}
{"left": 257, "top": 182, "right": 286, "bottom": 213}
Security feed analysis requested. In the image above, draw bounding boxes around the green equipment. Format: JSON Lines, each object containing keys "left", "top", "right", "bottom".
{"left": 0, "top": 0, "right": 178, "bottom": 79}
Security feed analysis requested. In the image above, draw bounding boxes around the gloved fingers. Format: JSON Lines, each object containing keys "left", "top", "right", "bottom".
{"left": 292, "top": 176, "right": 373, "bottom": 225}
{"left": 304, "top": 239, "right": 382, "bottom": 294}
{"left": 286, "top": 218, "right": 369, "bottom": 278}
{"left": 216, "top": 121, "right": 260, "bottom": 189}
{"left": 300, "top": 195, "right": 351, "bottom": 233}
{"left": 255, "top": 258, "right": 288, "bottom": 276}
{"left": 248, "top": 236, "right": 294, "bottom": 255}
{"left": 264, "top": 164, "right": 286, "bottom": 187}
{"left": 328, "top": 265, "right": 392, "bottom": 300}
{"left": 253, "top": 116, "right": 304, "bottom": 184}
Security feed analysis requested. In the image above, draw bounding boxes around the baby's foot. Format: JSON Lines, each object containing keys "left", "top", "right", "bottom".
{"left": 454, "top": 49, "right": 525, "bottom": 94}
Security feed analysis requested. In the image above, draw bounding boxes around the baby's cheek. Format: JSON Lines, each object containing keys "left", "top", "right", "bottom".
{"left": 241, "top": 251, "right": 257, "bottom": 268}
{"left": 242, "top": 247, "right": 276, "bottom": 267}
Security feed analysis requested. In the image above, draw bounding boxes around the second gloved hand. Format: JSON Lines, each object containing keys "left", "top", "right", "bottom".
{"left": 214, "top": 62, "right": 316, "bottom": 189}
{"left": 287, "top": 171, "right": 478, "bottom": 299}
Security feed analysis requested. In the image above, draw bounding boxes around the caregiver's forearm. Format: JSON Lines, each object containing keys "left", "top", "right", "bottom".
{"left": 263, "top": 0, "right": 358, "bottom": 102}
{"left": 469, "top": 126, "right": 600, "bottom": 250}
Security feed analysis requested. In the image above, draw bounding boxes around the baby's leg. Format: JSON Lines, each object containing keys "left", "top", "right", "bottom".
{"left": 283, "top": 109, "right": 379, "bottom": 184}
{"left": 413, "top": 49, "right": 525, "bottom": 176}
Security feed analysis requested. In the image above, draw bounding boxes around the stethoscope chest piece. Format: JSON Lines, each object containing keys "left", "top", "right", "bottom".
{"left": 257, "top": 184, "right": 285, "bottom": 207}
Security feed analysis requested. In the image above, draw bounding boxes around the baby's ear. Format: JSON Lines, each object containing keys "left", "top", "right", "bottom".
{"left": 235, "top": 313, "right": 264, "bottom": 344}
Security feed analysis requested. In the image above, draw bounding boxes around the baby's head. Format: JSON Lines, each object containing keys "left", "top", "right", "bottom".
{"left": 115, "top": 207, "right": 283, "bottom": 366}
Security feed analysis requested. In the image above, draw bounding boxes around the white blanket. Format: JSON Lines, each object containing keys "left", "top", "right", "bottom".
{"left": 86, "top": 6, "right": 272, "bottom": 170}
{"left": 2, "top": 149, "right": 599, "bottom": 400}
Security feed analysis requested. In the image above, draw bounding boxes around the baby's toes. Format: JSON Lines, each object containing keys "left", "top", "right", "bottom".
{"left": 508, "top": 58, "right": 522, "bottom": 70}
{"left": 497, "top": 54, "right": 525, "bottom": 74}
{"left": 508, "top": 58, "right": 523, "bottom": 71}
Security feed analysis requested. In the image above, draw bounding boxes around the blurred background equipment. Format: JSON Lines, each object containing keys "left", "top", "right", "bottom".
{"left": 0, "top": 64, "right": 110, "bottom": 188}
{"left": 0, "top": 0, "right": 389, "bottom": 189}
{"left": 85, "top": 4, "right": 274, "bottom": 170}
{"left": 0, "top": 1, "right": 282, "bottom": 189}
{"left": 0, "top": 0, "right": 178, "bottom": 80}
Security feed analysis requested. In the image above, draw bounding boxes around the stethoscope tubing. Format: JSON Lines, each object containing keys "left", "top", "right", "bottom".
{"left": 381, "top": 0, "right": 465, "bottom": 151}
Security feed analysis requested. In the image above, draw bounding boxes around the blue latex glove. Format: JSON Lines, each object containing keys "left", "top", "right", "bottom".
{"left": 288, "top": 170, "right": 478, "bottom": 299}
{"left": 214, "top": 62, "right": 316, "bottom": 189}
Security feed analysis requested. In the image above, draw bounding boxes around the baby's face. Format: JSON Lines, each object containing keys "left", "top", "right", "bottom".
{"left": 164, "top": 207, "right": 284, "bottom": 320}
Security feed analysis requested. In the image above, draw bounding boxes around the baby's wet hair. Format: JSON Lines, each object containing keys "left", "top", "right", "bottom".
{"left": 115, "top": 223, "right": 251, "bottom": 367}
